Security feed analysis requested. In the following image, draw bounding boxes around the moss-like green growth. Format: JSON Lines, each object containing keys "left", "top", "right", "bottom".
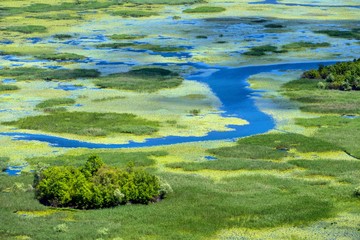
{"left": 53, "top": 34, "right": 73, "bottom": 40}
{"left": 35, "top": 53, "right": 86, "bottom": 61}
{"left": 0, "top": 67, "right": 100, "bottom": 81}
{"left": 36, "top": 98, "right": 76, "bottom": 109}
{"left": 112, "top": 10, "right": 158, "bottom": 18}
{"left": 30, "top": 13, "right": 82, "bottom": 20}
{"left": 96, "top": 67, "right": 183, "bottom": 92}
{"left": 0, "top": 84, "right": 19, "bottom": 91}
{"left": 3, "top": 112, "right": 159, "bottom": 136}
{"left": 1, "top": 25, "right": 47, "bottom": 34}
{"left": 96, "top": 42, "right": 135, "bottom": 49}
{"left": 315, "top": 29, "right": 360, "bottom": 40}
{"left": 282, "top": 41, "right": 331, "bottom": 50}
{"left": 264, "top": 23, "right": 284, "bottom": 28}
{"left": 137, "top": 44, "right": 187, "bottom": 52}
{"left": 183, "top": 6, "right": 226, "bottom": 13}
{"left": 109, "top": 34, "right": 146, "bottom": 40}
{"left": 244, "top": 45, "right": 286, "bottom": 56}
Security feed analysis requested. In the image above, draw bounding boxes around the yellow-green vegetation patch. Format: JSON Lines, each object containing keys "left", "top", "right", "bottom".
{"left": 0, "top": 67, "right": 100, "bottom": 81}
{"left": 35, "top": 98, "right": 76, "bottom": 109}
{"left": 111, "top": 10, "right": 159, "bottom": 18}
{"left": 95, "top": 67, "right": 183, "bottom": 92}
{"left": 183, "top": 6, "right": 226, "bottom": 13}
{"left": 109, "top": 34, "right": 147, "bottom": 40}
{"left": 0, "top": 84, "right": 19, "bottom": 91}
{"left": 3, "top": 111, "right": 160, "bottom": 137}
{"left": 1, "top": 25, "right": 47, "bottom": 34}
{"left": 282, "top": 41, "right": 331, "bottom": 51}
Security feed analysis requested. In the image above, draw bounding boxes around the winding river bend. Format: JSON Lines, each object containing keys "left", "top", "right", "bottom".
{"left": 0, "top": 60, "right": 339, "bottom": 149}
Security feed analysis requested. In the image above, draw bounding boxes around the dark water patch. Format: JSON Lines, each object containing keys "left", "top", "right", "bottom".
{"left": 342, "top": 114, "right": 359, "bottom": 119}
{"left": 27, "top": 37, "right": 42, "bottom": 44}
{"left": 2, "top": 79, "right": 16, "bottom": 84}
{"left": 55, "top": 84, "right": 85, "bottom": 91}
{"left": 0, "top": 39, "right": 13, "bottom": 45}
{"left": 4, "top": 165, "right": 26, "bottom": 176}
{"left": 0, "top": 60, "right": 341, "bottom": 149}
{"left": 205, "top": 156, "right": 217, "bottom": 161}
{"left": 45, "top": 65, "right": 64, "bottom": 70}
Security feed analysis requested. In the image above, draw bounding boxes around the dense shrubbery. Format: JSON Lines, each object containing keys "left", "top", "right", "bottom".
{"left": 34, "top": 156, "right": 171, "bottom": 209}
{"left": 302, "top": 59, "right": 360, "bottom": 91}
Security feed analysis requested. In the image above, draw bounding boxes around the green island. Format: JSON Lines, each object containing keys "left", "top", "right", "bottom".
{"left": 0, "top": 0, "right": 360, "bottom": 239}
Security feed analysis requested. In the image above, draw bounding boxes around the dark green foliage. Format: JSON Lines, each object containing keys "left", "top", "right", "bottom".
{"left": 96, "top": 67, "right": 183, "bottom": 92}
{"left": 36, "top": 98, "right": 76, "bottom": 109}
{"left": 34, "top": 156, "right": 166, "bottom": 209}
{"left": 2, "top": 25, "right": 47, "bottom": 34}
{"left": 53, "top": 34, "right": 73, "bottom": 39}
{"left": 244, "top": 45, "right": 285, "bottom": 56}
{"left": 31, "top": 14, "right": 82, "bottom": 20}
{"left": 136, "top": 44, "right": 187, "bottom": 52}
{"left": 96, "top": 42, "right": 135, "bottom": 49}
{"left": 0, "top": 84, "right": 19, "bottom": 91}
{"left": 112, "top": 10, "right": 158, "bottom": 18}
{"left": 301, "top": 59, "right": 360, "bottom": 91}
{"left": 315, "top": 29, "right": 360, "bottom": 40}
{"left": 0, "top": 67, "right": 100, "bottom": 81}
{"left": 3, "top": 111, "right": 159, "bottom": 136}
{"left": 264, "top": 24, "right": 284, "bottom": 28}
{"left": 282, "top": 41, "right": 330, "bottom": 50}
{"left": 183, "top": 6, "right": 226, "bottom": 13}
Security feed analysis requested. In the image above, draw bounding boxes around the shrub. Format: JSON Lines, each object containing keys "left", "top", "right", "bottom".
{"left": 354, "top": 186, "right": 360, "bottom": 197}
{"left": 34, "top": 156, "right": 169, "bottom": 209}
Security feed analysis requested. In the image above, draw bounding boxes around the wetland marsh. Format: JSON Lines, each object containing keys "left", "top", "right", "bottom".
{"left": 0, "top": 0, "right": 360, "bottom": 239}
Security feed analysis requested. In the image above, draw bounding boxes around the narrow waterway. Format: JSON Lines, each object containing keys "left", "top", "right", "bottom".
{"left": 0, "top": 60, "right": 339, "bottom": 148}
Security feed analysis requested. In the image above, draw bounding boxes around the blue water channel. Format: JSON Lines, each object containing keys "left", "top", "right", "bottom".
{"left": 0, "top": 60, "right": 339, "bottom": 149}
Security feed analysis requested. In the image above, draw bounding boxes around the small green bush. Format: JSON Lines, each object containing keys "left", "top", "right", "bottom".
{"left": 34, "top": 156, "right": 170, "bottom": 209}
{"left": 183, "top": 6, "right": 226, "bottom": 13}
{"left": 354, "top": 186, "right": 360, "bottom": 197}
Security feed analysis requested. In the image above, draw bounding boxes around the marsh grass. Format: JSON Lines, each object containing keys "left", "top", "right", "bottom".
{"left": 315, "top": 29, "right": 360, "bottom": 40}
{"left": 112, "top": 10, "right": 158, "bottom": 18}
{"left": 0, "top": 67, "right": 100, "bottom": 81}
{"left": 0, "top": 84, "right": 19, "bottom": 91}
{"left": 167, "top": 158, "right": 294, "bottom": 171}
{"left": 1, "top": 25, "right": 47, "bottom": 34}
{"left": 244, "top": 45, "right": 286, "bottom": 56}
{"left": 208, "top": 133, "right": 338, "bottom": 160}
{"left": 35, "top": 53, "right": 86, "bottom": 61}
{"left": 96, "top": 42, "right": 135, "bottom": 49}
{"left": 95, "top": 67, "right": 183, "bottom": 92}
{"left": 28, "top": 151, "right": 166, "bottom": 169}
{"left": 283, "top": 78, "right": 360, "bottom": 114}
{"left": 296, "top": 116, "right": 360, "bottom": 158}
{"left": 282, "top": 41, "right": 331, "bottom": 50}
{"left": 0, "top": 171, "right": 347, "bottom": 239}
{"left": 53, "top": 34, "right": 73, "bottom": 40}
{"left": 183, "top": 6, "right": 226, "bottom": 13}
{"left": 31, "top": 14, "right": 82, "bottom": 20}
{"left": 36, "top": 98, "right": 76, "bottom": 109}
{"left": 109, "top": 34, "right": 146, "bottom": 40}
{"left": 3, "top": 112, "right": 159, "bottom": 136}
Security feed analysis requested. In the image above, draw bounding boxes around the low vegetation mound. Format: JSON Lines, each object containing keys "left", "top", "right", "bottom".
{"left": 96, "top": 67, "right": 183, "bottom": 92}
{"left": 35, "top": 53, "right": 86, "bottom": 61}
{"left": 112, "top": 10, "right": 158, "bottom": 18}
{"left": 0, "top": 84, "right": 19, "bottom": 91}
{"left": 0, "top": 67, "right": 100, "bottom": 81}
{"left": 1, "top": 25, "right": 47, "bottom": 34}
{"left": 183, "top": 6, "right": 226, "bottom": 13}
{"left": 244, "top": 45, "right": 286, "bottom": 56}
{"left": 36, "top": 98, "right": 76, "bottom": 109}
{"left": 302, "top": 59, "right": 360, "bottom": 90}
{"left": 34, "top": 155, "right": 172, "bottom": 209}
{"left": 3, "top": 111, "right": 159, "bottom": 136}
{"left": 282, "top": 41, "right": 330, "bottom": 51}
{"left": 315, "top": 29, "right": 360, "bottom": 40}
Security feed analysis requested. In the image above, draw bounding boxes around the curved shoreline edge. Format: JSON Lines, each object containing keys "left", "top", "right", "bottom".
{"left": 0, "top": 60, "right": 339, "bottom": 149}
